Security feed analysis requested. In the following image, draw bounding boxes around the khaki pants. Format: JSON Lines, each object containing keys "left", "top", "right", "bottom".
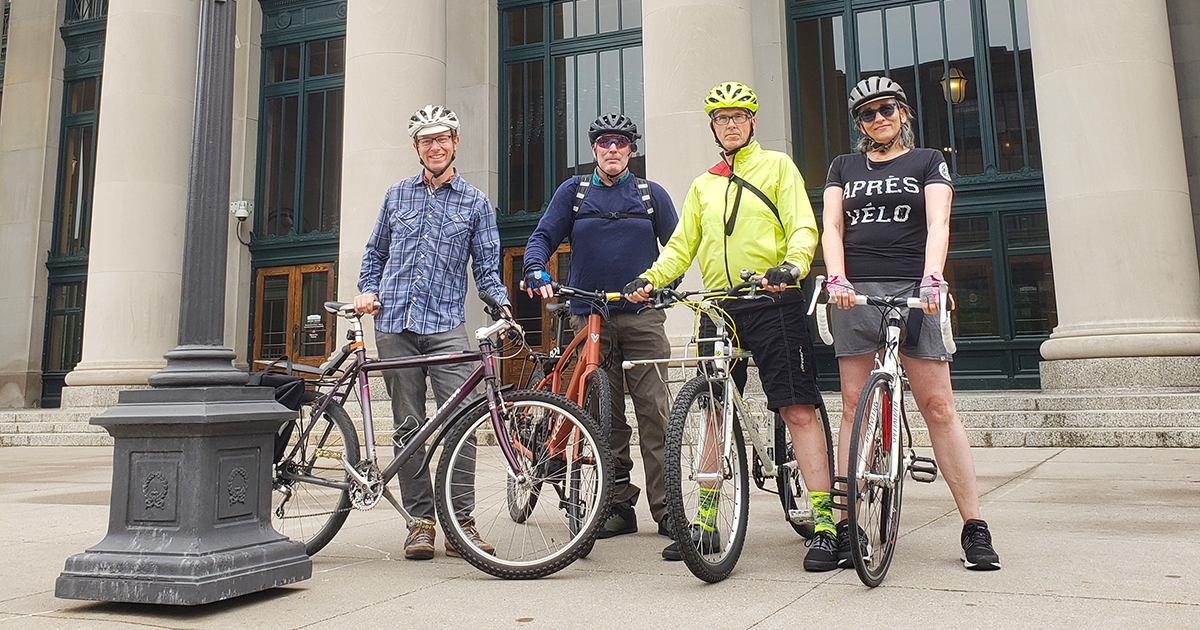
{"left": 571, "top": 309, "right": 671, "bottom": 523}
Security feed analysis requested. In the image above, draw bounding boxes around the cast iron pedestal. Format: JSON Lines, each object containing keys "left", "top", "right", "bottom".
{"left": 55, "top": 386, "right": 311, "bottom": 605}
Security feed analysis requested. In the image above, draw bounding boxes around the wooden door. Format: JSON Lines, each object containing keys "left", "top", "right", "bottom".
{"left": 252, "top": 263, "right": 336, "bottom": 370}
{"left": 500, "top": 244, "right": 570, "bottom": 385}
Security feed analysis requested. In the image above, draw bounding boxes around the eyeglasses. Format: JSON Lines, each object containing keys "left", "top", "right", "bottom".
{"left": 855, "top": 102, "right": 898, "bottom": 124}
{"left": 594, "top": 135, "right": 631, "bottom": 149}
{"left": 417, "top": 135, "right": 454, "bottom": 148}
{"left": 711, "top": 112, "right": 752, "bottom": 126}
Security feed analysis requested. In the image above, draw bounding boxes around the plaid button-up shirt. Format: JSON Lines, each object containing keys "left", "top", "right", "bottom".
{"left": 358, "top": 172, "right": 509, "bottom": 335}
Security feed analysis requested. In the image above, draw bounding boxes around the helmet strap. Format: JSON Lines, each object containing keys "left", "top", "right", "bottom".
{"left": 597, "top": 162, "right": 629, "bottom": 184}
{"left": 421, "top": 151, "right": 457, "bottom": 182}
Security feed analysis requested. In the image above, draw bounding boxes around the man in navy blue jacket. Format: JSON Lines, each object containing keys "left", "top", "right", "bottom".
{"left": 523, "top": 113, "right": 678, "bottom": 545}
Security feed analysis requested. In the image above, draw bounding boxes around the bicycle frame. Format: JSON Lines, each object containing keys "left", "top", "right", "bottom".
{"left": 854, "top": 304, "right": 907, "bottom": 490}
{"left": 279, "top": 311, "right": 528, "bottom": 501}
{"left": 534, "top": 310, "right": 604, "bottom": 405}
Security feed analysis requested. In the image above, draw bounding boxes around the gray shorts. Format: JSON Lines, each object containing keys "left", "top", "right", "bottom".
{"left": 829, "top": 280, "right": 952, "bottom": 362}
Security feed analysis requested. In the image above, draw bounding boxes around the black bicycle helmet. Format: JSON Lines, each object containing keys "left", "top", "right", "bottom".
{"left": 848, "top": 76, "right": 908, "bottom": 114}
{"left": 588, "top": 113, "right": 641, "bottom": 143}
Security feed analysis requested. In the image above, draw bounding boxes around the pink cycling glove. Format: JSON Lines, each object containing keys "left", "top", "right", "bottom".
{"left": 826, "top": 275, "right": 854, "bottom": 299}
{"left": 920, "top": 272, "right": 945, "bottom": 308}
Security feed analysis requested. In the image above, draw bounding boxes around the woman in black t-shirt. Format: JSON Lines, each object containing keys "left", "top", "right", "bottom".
{"left": 821, "top": 76, "right": 1000, "bottom": 571}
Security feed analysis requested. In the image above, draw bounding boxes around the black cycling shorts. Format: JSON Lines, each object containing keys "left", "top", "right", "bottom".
{"left": 698, "top": 296, "right": 822, "bottom": 411}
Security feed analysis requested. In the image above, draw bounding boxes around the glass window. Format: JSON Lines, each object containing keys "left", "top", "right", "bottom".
{"left": 1009, "top": 253, "right": 1056, "bottom": 334}
{"left": 258, "top": 37, "right": 344, "bottom": 239}
{"left": 55, "top": 123, "right": 96, "bottom": 257}
{"left": 259, "top": 274, "right": 290, "bottom": 360}
{"left": 504, "top": 2, "right": 643, "bottom": 217}
{"left": 791, "top": 0, "right": 1040, "bottom": 182}
{"left": 945, "top": 257, "right": 998, "bottom": 337}
{"left": 45, "top": 282, "right": 85, "bottom": 373}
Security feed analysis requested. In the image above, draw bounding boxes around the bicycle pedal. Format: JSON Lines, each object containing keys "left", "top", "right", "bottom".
{"left": 787, "top": 507, "right": 813, "bottom": 525}
{"left": 909, "top": 456, "right": 938, "bottom": 483}
{"left": 831, "top": 475, "right": 849, "bottom": 510}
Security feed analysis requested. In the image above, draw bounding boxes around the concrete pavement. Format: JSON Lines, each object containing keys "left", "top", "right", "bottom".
{"left": 1, "top": 446, "right": 1198, "bottom": 629}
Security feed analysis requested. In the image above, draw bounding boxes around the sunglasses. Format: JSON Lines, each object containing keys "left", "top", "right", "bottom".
{"left": 594, "top": 135, "right": 631, "bottom": 149}
{"left": 856, "top": 102, "right": 898, "bottom": 124}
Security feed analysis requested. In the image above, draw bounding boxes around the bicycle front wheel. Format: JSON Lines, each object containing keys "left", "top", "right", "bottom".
{"left": 435, "top": 390, "right": 613, "bottom": 579}
{"left": 847, "top": 372, "right": 904, "bottom": 587}
{"left": 582, "top": 368, "right": 613, "bottom": 444}
{"left": 664, "top": 375, "right": 750, "bottom": 583}
{"left": 271, "top": 390, "right": 360, "bottom": 556}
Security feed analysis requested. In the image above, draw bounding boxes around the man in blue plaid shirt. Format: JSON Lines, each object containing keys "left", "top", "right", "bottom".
{"left": 353, "top": 105, "right": 511, "bottom": 561}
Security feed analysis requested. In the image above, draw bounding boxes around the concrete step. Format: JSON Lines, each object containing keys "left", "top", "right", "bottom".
{"left": 0, "top": 433, "right": 113, "bottom": 446}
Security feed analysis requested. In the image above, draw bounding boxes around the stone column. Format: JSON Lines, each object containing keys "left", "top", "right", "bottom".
{"left": 337, "top": 0, "right": 446, "bottom": 347}
{"left": 1166, "top": 0, "right": 1200, "bottom": 265}
{"left": 642, "top": 0, "right": 754, "bottom": 343}
{"left": 63, "top": 0, "right": 200, "bottom": 394}
{"left": 0, "top": 0, "right": 64, "bottom": 407}
{"left": 1028, "top": 0, "right": 1200, "bottom": 387}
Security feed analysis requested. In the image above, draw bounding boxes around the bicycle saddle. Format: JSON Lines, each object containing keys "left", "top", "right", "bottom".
{"left": 323, "top": 301, "right": 351, "bottom": 314}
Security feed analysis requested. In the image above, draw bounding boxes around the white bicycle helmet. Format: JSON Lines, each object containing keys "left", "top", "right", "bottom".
{"left": 848, "top": 76, "right": 908, "bottom": 113}
{"left": 408, "top": 105, "right": 460, "bottom": 138}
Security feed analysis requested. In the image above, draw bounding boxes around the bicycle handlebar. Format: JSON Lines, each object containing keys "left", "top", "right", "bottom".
{"left": 807, "top": 275, "right": 957, "bottom": 355}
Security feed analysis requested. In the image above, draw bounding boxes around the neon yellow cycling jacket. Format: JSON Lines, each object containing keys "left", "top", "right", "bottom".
{"left": 642, "top": 141, "right": 818, "bottom": 290}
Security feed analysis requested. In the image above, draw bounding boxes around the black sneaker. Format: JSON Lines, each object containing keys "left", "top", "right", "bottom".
{"left": 662, "top": 524, "right": 721, "bottom": 561}
{"left": 596, "top": 501, "right": 638, "bottom": 539}
{"left": 657, "top": 516, "right": 672, "bottom": 537}
{"left": 803, "top": 531, "right": 839, "bottom": 572}
{"left": 836, "top": 519, "right": 871, "bottom": 568}
{"left": 960, "top": 519, "right": 1001, "bottom": 571}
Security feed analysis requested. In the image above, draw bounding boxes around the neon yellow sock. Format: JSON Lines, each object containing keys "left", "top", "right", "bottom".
{"left": 694, "top": 487, "right": 720, "bottom": 531}
{"left": 811, "top": 491, "right": 835, "bottom": 536}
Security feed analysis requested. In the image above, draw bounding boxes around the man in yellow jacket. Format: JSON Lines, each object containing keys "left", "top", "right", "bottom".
{"left": 625, "top": 82, "right": 837, "bottom": 571}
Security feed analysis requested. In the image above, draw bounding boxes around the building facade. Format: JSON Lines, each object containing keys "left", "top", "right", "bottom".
{"left": 1, "top": 0, "right": 1199, "bottom": 410}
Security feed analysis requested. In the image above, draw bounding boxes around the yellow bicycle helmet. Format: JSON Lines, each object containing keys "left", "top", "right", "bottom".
{"left": 704, "top": 82, "right": 758, "bottom": 116}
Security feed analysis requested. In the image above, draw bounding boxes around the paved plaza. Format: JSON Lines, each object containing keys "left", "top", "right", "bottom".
{"left": 0, "top": 446, "right": 1197, "bottom": 629}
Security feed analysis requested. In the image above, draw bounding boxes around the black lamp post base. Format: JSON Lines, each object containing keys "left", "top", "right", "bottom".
{"left": 148, "top": 345, "right": 248, "bottom": 388}
{"left": 55, "top": 386, "right": 312, "bottom": 605}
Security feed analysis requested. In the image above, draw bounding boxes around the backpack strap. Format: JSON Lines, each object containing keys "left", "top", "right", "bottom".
{"left": 571, "top": 176, "right": 591, "bottom": 216}
{"left": 723, "top": 173, "right": 782, "bottom": 236}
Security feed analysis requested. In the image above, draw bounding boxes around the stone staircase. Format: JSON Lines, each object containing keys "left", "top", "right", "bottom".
{"left": 5, "top": 373, "right": 1200, "bottom": 447}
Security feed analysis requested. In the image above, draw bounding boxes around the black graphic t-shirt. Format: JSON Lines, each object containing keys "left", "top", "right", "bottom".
{"left": 825, "top": 148, "right": 953, "bottom": 281}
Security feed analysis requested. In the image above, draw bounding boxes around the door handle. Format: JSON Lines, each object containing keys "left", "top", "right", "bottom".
{"left": 293, "top": 324, "right": 300, "bottom": 354}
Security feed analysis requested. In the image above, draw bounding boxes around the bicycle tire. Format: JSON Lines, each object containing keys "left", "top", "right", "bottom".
{"left": 435, "top": 390, "right": 613, "bottom": 579}
{"left": 773, "top": 405, "right": 834, "bottom": 540}
{"left": 847, "top": 372, "right": 904, "bottom": 587}
{"left": 582, "top": 368, "right": 613, "bottom": 445}
{"left": 271, "top": 390, "right": 360, "bottom": 556}
{"left": 664, "top": 375, "right": 750, "bottom": 583}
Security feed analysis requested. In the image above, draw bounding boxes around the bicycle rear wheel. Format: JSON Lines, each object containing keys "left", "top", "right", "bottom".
{"left": 271, "top": 390, "right": 360, "bottom": 556}
{"left": 846, "top": 372, "right": 904, "bottom": 587}
{"left": 435, "top": 390, "right": 612, "bottom": 579}
{"left": 664, "top": 375, "right": 750, "bottom": 583}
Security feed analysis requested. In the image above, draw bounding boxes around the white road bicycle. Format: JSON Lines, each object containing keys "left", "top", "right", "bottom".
{"left": 807, "top": 275, "right": 953, "bottom": 587}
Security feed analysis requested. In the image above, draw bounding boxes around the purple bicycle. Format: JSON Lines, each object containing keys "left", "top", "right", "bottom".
{"left": 269, "top": 293, "right": 613, "bottom": 579}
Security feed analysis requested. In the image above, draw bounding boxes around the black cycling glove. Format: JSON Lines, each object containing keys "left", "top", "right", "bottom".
{"left": 622, "top": 277, "right": 651, "bottom": 297}
{"left": 763, "top": 262, "right": 800, "bottom": 287}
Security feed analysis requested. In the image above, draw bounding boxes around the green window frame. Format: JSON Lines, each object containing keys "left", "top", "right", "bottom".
{"left": 252, "top": 0, "right": 346, "bottom": 268}
{"left": 790, "top": 0, "right": 1052, "bottom": 389}
{"left": 1, "top": 1, "right": 10, "bottom": 115}
{"left": 42, "top": 10, "right": 106, "bottom": 407}
{"left": 498, "top": 0, "right": 645, "bottom": 245}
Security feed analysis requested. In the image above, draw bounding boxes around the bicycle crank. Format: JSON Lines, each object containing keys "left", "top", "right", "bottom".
{"left": 349, "top": 461, "right": 385, "bottom": 509}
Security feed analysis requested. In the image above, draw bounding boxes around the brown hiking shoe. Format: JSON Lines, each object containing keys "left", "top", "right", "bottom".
{"left": 405, "top": 518, "right": 436, "bottom": 560}
{"left": 445, "top": 522, "right": 495, "bottom": 558}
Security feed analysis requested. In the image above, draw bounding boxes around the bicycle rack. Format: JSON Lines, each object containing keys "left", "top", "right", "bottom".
{"left": 908, "top": 455, "right": 938, "bottom": 483}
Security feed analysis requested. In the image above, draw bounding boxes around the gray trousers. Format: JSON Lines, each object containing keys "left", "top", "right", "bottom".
{"left": 571, "top": 309, "right": 671, "bottom": 523}
{"left": 376, "top": 326, "right": 476, "bottom": 524}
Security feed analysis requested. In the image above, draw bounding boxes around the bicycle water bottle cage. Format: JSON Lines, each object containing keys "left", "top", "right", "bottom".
{"left": 908, "top": 454, "right": 938, "bottom": 483}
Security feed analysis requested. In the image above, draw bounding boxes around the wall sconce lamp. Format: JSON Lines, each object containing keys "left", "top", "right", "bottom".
{"left": 941, "top": 67, "right": 968, "bottom": 104}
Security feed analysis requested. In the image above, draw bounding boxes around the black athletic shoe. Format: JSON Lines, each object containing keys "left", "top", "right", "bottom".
{"left": 662, "top": 524, "right": 721, "bottom": 561}
{"left": 803, "top": 531, "right": 839, "bottom": 572}
{"left": 597, "top": 501, "right": 638, "bottom": 539}
{"left": 657, "top": 516, "right": 672, "bottom": 537}
{"left": 960, "top": 519, "right": 1001, "bottom": 571}
{"left": 836, "top": 519, "right": 871, "bottom": 568}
